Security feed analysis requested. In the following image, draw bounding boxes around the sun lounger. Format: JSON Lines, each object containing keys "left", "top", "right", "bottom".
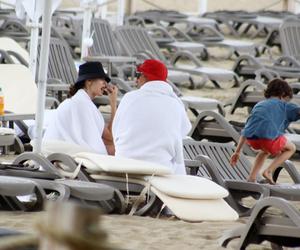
{"left": 204, "top": 11, "right": 282, "bottom": 38}
{"left": 188, "top": 110, "right": 253, "bottom": 155}
{"left": 233, "top": 18, "right": 300, "bottom": 81}
{"left": 134, "top": 10, "right": 218, "bottom": 29}
{"left": 203, "top": 10, "right": 258, "bottom": 37}
{"left": 126, "top": 16, "right": 209, "bottom": 60}
{"left": 40, "top": 139, "right": 238, "bottom": 222}
{"left": 189, "top": 110, "right": 300, "bottom": 154}
{"left": 0, "top": 17, "right": 30, "bottom": 42}
{"left": 0, "top": 175, "right": 45, "bottom": 211}
{"left": 183, "top": 139, "right": 300, "bottom": 216}
{"left": 179, "top": 24, "right": 259, "bottom": 59}
{"left": 233, "top": 54, "right": 300, "bottom": 80}
{"left": 230, "top": 79, "right": 300, "bottom": 114}
{"left": 36, "top": 37, "right": 76, "bottom": 101}
{"left": 114, "top": 26, "right": 239, "bottom": 89}
{"left": 89, "top": 19, "right": 137, "bottom": 68}
{"left": 221, "top": 197, "right": 300, "bottom": 249}
{"left": 279, "top": 17, "right": 300, "bottom": 62}
{"left": 1, "top": 150, "right": 124, "bottom": 214}
{"left": 52, "top": 14, "right": 82, "bottom": 52}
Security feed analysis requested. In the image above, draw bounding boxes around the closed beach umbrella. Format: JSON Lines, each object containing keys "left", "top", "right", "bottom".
{"left": 81, "top": 0, "right": 94, "bottom": 59}
{"left": 21, "top": 0, "right": 61, "bottom": 78}
{"left": 29, "top": 0, "right": 61, "bottom": 153}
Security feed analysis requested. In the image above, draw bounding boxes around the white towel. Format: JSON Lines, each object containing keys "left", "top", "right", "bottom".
{"left": 44, "top": 89, "right": 107, "bottom": 154}
{"left": 112, "top": 81, "right": 191, "bottom": 174}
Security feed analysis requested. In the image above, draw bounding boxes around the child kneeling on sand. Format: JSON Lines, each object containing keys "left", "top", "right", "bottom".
{"left": 230, "top": 79, "right": 300, "bottom": 184}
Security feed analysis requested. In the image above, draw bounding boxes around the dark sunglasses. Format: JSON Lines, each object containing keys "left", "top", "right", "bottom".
{"left": 135, "top": 72, "right": 142, "bottom": 78}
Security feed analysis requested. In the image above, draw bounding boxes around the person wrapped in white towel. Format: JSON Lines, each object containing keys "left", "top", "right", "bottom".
{"left": 112, "top": 59, "right": 191, "bottom": 174}
{"left": 44, "top": 62, "right": 118, "bottom": 155}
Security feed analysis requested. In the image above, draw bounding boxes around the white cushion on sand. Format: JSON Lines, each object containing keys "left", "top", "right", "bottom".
{"left": 146, "top": 175, "right": 228, "bottom": 199}
{"left": 74, "top": 152, "right": 172, "bottom": 175}
{"left": 0, "top": 127, "right": 15, "bottom": 135}
{"left": 152, "top": 187, "right": 238, "bottom": 222}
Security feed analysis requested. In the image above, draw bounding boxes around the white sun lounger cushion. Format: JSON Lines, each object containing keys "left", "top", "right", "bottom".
{"left": 152, "top": 187, "right": 238, "bottom": 221}
{"left": 74, "top": 152, "right": 172, "bottom": 175}
{"left": 146, "top": 175, "right": 228, "bottom": 199}
{"left": 0, "top": 127, "right": 15, "bottom": 135}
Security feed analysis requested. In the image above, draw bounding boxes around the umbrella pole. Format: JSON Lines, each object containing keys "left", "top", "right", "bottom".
{"left": 117, "top": 0, "right": 125, "bottom": 25}
{"left": 33, "top": 0, "right": 53, "bottom": 154}
{"left": 28, "top": 0, "right": 39, "bottom": 78}
{"left": 81, "top": 3, "right": 92, "bottom": 60}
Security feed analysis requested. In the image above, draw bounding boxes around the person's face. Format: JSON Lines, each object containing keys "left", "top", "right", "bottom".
{"left": 86, "top": 78, "right": 107, "bottom": 98}
{"left": 136, "top": 72, "right": 147, "bottom": 88}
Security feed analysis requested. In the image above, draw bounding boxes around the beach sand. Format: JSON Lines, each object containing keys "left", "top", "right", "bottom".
{"left": 0, "top": 34, "right": 299, "bottom": 250}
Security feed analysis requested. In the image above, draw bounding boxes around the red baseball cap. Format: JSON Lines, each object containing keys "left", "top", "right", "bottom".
{"left": 137, "top": 59, "right": 168, "bottom": 81}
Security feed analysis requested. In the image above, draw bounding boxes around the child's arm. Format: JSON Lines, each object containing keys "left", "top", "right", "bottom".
{"left": 230, "top": 135, "right": 246, "bottom": 166}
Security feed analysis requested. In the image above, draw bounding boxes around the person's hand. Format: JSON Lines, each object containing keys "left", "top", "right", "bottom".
{"left": 106, "top": 84, "right": 118, "bottom": 104}
{"left": 230, "top": 152, "right": 240, "bottom": 167}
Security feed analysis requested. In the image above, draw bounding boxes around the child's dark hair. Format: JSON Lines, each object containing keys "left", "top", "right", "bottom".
{"left": 68, "top": 81, "right": 85, "bottom": 97}
{"left": 264, "top": 78, "right": 293, "bottom": 99}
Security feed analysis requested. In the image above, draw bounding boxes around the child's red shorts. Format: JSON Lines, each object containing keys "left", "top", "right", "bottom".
{"left": 246, "top": 135, "right": 287, "bottom": 156}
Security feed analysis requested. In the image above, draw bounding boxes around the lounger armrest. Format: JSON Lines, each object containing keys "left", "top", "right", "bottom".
{"left": 47, "top": 78, "right": 64, "bottom": 85}
{"left": 0, "top": 113, "right": 35, "bottom": 121}
{"left": 110, "top": 77, "right": 133, "bottom": 92}
{"left": 225, "top": 180, "right": 270, "bottom": 198}
{"left": 290, "top": 82, "right": 300, "bottom": 93}
{"left": 83, "top": 56, "right": 136, "bottom": 64}
{"left": 27, "top": 180, "right": 46, "bottom": 211}
{"left": 193, "top": 155, "right": 227, "bottom": 188}
{"left": 133, "top": 50, "right": 156, "bottom": 60}
{"left": 147, "top": 26, "right": 175, "bottom": 42}
{"left": 229, "top": 79, "right": 265, "bottom": 114}
{"left": 186, "top": 24, "right": 224, "bottom": 41}
{"left": 273, "top": 56, "right": 300, "bottom": 68}
{"left": 184, "top": 159, "right": 200, "bottom": 175}
{"left": 0, "top": 49, "right": 15, "bottom": 64}
{"left": 170, "top": 50, "right": 202, "bottom": 67}
{"left": 117, "top": 63, "right": 136, "bottom": 79}
{"left": 46, "top": 83, "right": 70, "bottom": 92}
{"left": 232, "top": 54, "right": 263, "bottom": 71}
{"left": 6, "top": 50, "right": 29, "bottom": 67}
{"left": 254, "top": 68, "right": 280, "bottom": 82}
{"left": 274, "top": 160, "right": 300, "bottom": 184}
{"left": 46, "top": 96, "right": 60, "bottom": 109}
{"left": 166, "top": 26, "right": 194, "bottom": 42}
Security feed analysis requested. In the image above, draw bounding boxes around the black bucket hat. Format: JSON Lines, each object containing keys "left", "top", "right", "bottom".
{"left": 75, "top": 61, "right": 111, "bottom": 85}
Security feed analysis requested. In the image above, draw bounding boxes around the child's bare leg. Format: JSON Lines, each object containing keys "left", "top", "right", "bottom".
{"left": 248, "top": 151, "right": 269, "bottom": 182}
{"left": 263, "top": 141, "right": 296, "bottom": 184}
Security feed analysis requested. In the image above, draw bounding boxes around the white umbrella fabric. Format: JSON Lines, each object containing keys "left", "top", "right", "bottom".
{"left": 22, "top": 0, "right": 61, "bottom": 78}
{"left": 28, "top": 0, "right": 61, "bottom": 153}
{"left": 80, "top": 0, "right": 95, "bottom": 59}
